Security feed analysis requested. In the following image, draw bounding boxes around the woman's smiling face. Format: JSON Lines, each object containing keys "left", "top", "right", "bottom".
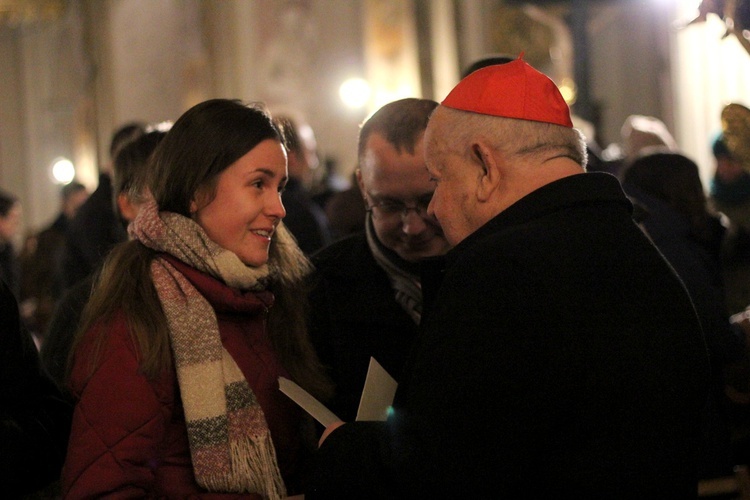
{"left": 191, "top": 139, "right": 288, "bottom": 267}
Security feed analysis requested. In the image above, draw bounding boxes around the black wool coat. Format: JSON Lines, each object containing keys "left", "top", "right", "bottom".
{"left": 0, "top": 279, "right": 72, "bottom": 497}
{"left": 309, "top": 173, "right": 710, "bottom": 499}
{"left": 308, "top": 232, "right": 419, "bottom": 422}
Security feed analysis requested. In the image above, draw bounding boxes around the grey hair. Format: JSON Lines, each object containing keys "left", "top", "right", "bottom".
{"left": 440, "top": 108, "right": 588, "bottom": 169}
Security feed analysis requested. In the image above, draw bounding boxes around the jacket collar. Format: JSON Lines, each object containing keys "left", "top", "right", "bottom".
{"left": 448, "top": 172, "right": 632, "bottom": 262}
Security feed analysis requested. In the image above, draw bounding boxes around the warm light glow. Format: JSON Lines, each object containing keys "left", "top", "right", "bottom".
{"left": 372, "top": 84, "right": 417, "bottom": 111}
{"left": 339, "top": 78, "right": 371, "bottom": 109}
{"left": 51, "top": 157, "right": 75, "bottom": 184}
{"left": 559, "top": 78, "right": 577, "bottom": 105}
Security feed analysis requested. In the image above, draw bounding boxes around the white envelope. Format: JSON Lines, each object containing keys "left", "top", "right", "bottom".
{"left": 279, "top": 357, "right": 398, "bottom": 424}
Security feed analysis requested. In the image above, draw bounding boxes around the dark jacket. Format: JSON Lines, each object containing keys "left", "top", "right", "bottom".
{"left": 0, "top": 279, "right": 72, "bottom": 498}
{"left": 61, "top": 173, "right": 127, "bottom": 290}
{"left": 39, "top": 273, "right": 93, "bottom": 394}
{"left": 309, "top": 232, "right": 419, "bottom": 421}
{"left": 623, "top": 183, "right": 745, "bottom": 478}
{"left": 20, "top": 213, "right": 71, "bottom": 335}
{"left": 281, "top": 178, "right": 332, "bottom": 255}
{"left": 309, "top": 173, "right": 710, "bottom": 499}
{"left": 0, "top": 240, "right": 20, "bottom": 299}
{"left": 62, "top": 256, "right": 308, "bottom": 498}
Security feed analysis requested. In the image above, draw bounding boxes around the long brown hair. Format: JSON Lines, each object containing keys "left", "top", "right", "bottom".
{"left": 69, "top": 99, "right": 331, "bottom": 400}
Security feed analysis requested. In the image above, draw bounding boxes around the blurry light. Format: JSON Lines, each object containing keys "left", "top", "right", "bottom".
{"left": 51, "top": 157, "right": 75, "bottom": 184}
{"left": 559, "top": 78, "right": 577, "bottom": 105}
{"left": 339, "top": 78, "right": 371, "bottom": 109}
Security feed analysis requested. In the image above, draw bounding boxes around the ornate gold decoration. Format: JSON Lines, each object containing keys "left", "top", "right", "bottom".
{"left": 0, "top": 0, "right": 66, "bottom": 27}
{"left": 691, "top": 0, "right": 750, "bottom": 56}
{"left": 722, "top": 102, "right": 750, "bottom": 171}
{"left": 487, "top": 4, "right": 556, "bottom": 71}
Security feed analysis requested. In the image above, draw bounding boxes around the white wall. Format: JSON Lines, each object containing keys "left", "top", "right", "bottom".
{"left": 671, "top": 4, "right": 750, "bottom": 186}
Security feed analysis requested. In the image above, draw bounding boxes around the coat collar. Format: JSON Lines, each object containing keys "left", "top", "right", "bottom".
{"left": 448, "top": 172, "right": 632, "bottom": 262}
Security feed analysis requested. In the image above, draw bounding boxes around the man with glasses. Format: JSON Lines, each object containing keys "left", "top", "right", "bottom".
{"left": 308, "top": 98, "right": 450, "bottom": 421}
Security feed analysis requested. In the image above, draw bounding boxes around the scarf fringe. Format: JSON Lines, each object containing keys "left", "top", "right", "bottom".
{"left": 196, "top": 433, "right": 286, "bottom": 499}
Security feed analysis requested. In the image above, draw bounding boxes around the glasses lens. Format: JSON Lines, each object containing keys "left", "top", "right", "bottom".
{"left": 371, "top": 201, "right": 401, "bottom": 219}
{"left": 368, "top": 194, "right": 434, "bottom": 220}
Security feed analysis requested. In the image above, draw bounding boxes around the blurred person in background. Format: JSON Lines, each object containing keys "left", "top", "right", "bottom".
{"left": 0, "top": 188, "right": 22, "bottom": 299}
{"left": 273, "top": 114, "right": 333, "bottom": 254}
{"left": 60, "top": 121, "right": 145, "bottom": 290}
{"left": 709, "top": 129, "right": 750, "bottom": 316}
{"left": 19, "top": 181, "right": 88, "bottom": 341}
{"left": 620, "top": 148, "right": 746, "bottom": 480}
{"left": 41, "top": 127, "right": 168, "bottom": 392}
{"left": 1, "top": 277, "right": 71, "bottom": 498}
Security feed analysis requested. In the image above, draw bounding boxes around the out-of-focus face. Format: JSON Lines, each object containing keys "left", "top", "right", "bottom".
{"left": 0, "top": 202, "right": 21, "bottom": 242}
{"left": 191, "top": 139, "right": 288, "bottom": 267}
{"left": 358, "top": 132, "right": 451, "bottom": 262}
{"left": 716, "top": 156, "right": 746, "bottom": 183}
{"left": 424, "top": 108, "right": 480, "bottom": 246}
{"left": 64, "top": 189, "right": 89, "bottom": 219}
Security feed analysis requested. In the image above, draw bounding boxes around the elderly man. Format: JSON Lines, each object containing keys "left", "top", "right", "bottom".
{"left": 308, "top": 58, "right": 710, "bottom": 498}
{"left": 308, "top": 98, "right": 451, "bottom": 421}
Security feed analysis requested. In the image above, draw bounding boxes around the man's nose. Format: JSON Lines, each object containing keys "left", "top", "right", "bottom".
{"left": 401, "top": 209, "right": 428, "bottom": 235}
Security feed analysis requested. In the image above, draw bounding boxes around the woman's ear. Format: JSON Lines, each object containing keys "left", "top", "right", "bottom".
{"left": 190, "top": 186, "right": 208, "bottom": 216}
{"left": 472, "top": 142, "right": 501, "bottom": 202}
{"left": 116, "top": 193, "right": 139, "bottom": 223}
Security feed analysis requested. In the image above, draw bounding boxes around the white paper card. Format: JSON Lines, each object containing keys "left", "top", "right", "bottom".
{"left": 355, "top": 357, "right": 398, "bottom": 422}
{"left": 278, "top": 377, "right": 341, "bottom": 427}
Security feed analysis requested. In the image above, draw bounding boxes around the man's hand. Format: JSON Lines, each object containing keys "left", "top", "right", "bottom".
{"left": 319, "top": 421, "right": 346, "bottom": 447}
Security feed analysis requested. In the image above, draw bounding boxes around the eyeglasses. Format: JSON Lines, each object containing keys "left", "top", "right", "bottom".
{"left": 365, "top": 193, "right": 434, "bottom": 221}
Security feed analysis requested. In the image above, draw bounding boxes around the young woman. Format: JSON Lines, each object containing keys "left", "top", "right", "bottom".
{"left": 62, "top": 99, "right": 330, "bottom": 499}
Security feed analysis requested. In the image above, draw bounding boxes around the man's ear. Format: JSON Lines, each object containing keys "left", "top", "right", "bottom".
{"left": 472, "top": 142, "right": 500, "bottom": 202}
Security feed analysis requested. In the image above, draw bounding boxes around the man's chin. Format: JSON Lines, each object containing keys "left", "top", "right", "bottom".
{"left": 395, "top": 243, "right": 449, "bottom": 263}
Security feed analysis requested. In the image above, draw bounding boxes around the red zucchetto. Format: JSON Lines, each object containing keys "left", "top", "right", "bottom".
{"left": 442, "top": 56, "right": 573, "bottom": 128}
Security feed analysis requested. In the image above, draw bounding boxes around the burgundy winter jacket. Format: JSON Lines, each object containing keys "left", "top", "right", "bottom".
{"left": 62, "top": 256, "right": 307, "bottom": 498}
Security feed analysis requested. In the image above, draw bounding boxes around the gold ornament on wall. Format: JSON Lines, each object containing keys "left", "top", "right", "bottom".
{"left": 722, "top": 103, "right": 750, "bottom": 171}
{"left": 686, "top": 0, "right": 750, "bottom": 56}
{"left": 0, "top": 0, "right": 66, "bottom": 27}
{"left": 487, "top": 4, "right": 557, "bottom": 72}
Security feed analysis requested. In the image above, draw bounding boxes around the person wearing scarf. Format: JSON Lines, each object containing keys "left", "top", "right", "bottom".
{"left": 307, "top": 98, "right": 451, "bottom": 422}
{"left": 62, "top": 99, "right": 330, "bottom": 499}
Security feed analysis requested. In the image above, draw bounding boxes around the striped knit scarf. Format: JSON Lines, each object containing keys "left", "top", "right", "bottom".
{"left": 129, "top": 199, "right": 291, "bottom": 499}
{"left": 365, "top": 214, "right": 423, "bottom": 324}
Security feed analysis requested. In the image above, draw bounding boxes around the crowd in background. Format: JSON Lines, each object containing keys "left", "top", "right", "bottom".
{"left": 1, "top": 56, "right": 750, "bottom": 498}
